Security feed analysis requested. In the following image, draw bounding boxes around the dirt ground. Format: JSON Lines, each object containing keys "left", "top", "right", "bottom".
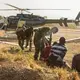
{"left": 0, "top": 25, "right": 80, "bottom": 80}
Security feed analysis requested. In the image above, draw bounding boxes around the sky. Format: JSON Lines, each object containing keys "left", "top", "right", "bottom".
{"left": 0, "top": 0, "right": 80, "bottom": 19}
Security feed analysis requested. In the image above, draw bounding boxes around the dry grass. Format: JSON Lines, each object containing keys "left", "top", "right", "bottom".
{"left": 0, "top": 25, "right": 80, "bottom": 80}
{"left": 0, "top": 42, "right": 80, "bottom": 80}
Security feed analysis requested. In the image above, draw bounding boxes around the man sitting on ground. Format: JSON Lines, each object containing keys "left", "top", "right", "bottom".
{"left": 47, "top": 37, "right": 67, "bottom": 67}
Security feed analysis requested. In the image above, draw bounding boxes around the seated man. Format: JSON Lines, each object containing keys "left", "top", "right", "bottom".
{"left": 47, "top": 37, "right": 67, "bottom": 67}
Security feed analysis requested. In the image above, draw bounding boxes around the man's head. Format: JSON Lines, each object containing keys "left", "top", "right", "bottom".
{"left": 59, "top": 37, "right": 66, "bottom": 45}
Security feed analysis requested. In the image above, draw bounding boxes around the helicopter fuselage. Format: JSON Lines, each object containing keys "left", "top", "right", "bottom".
{"left": 7, "top": 14, "right": 45, "bottom": 29}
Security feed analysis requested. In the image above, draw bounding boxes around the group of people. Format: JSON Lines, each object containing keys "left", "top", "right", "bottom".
{"left": 34, "top": 34, "right": 80, "bottom": 73}
{"left": 16, "top": 19, "right": 80, "bottom": 73}
{"left": 34, "top": 36, "right": 68, "bottom": 68}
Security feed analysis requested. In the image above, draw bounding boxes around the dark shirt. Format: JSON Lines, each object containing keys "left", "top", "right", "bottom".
{"left": 50, "top": 43, "right": 67, "bottom": 59}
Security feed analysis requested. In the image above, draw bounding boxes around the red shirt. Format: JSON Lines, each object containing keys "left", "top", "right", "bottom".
{"left": 42, "top": 45, "right": 51, "bottom": 61}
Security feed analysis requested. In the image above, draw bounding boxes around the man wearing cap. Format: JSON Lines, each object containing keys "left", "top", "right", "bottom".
{"left": 47, "top": 37, "right": 67, "bottom": 67}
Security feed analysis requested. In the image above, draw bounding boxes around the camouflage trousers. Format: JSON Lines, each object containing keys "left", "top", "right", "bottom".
{"left": 34, "top": 42, "right": 44, "bottom": 60}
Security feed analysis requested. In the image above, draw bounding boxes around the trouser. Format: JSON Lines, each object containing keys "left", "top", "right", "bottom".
{"left": 46, "top": 54, "right": 63, "bottom": 67}
{"left": 34, "top": 46, "right": 44, "bottom": 60}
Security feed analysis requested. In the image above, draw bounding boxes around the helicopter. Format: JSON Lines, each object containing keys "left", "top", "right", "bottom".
{"left": 0, "top": 3, "right": 70, "bottom": 29}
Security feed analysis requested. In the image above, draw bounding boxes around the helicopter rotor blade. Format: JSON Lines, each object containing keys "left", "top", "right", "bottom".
{"left": 5, "top": 3, "right": 70, "bottom": 11}
{"left": 0, "top": 8, "right": 70, "bottom": 11}
{"left": 25, "top": 10, "right": 31, "bottom": 13}
{"left": 5, "top": 3, "right": 31, "bottom": 13}
{"left": 0, "top": 9, "right": 18, "bottom": 11}
{"left": 25, "top": 9, "right": 70, "bottom": 10}
{"left": 4, "top": 3, "right": 70, "bottom": 14}
{"left": 5, "top": 3, "right": 21, "bottom": 10}
{"left": 0, "top": 8, "right": 31, "bottom": 13}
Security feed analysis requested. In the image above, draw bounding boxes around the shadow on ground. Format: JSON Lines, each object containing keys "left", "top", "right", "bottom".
{"left": 0, "top": 66, "right": 43, "bottom": 80}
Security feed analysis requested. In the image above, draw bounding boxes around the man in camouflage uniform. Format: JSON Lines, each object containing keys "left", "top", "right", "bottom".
{"left": 34, "top": 27, "right": 58, "bottom": 60}
{"left": 33, "top": 27, "right": 51, "bottom": 60}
